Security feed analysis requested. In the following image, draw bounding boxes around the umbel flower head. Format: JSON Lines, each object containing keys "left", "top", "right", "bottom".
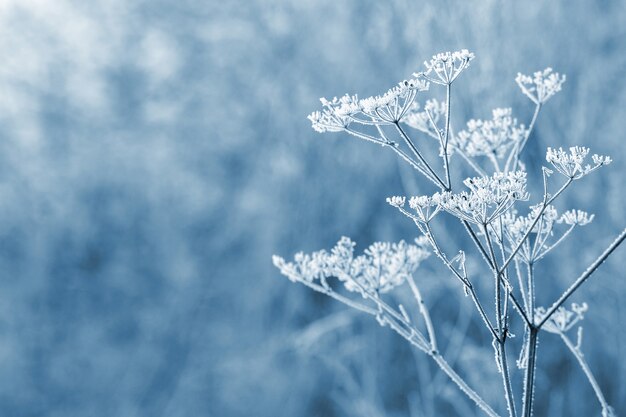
{"left": 546, "top": 146, "right": 612, "bottom": 178}
{"left": 457, "top": 108, "right": 528, "bottom": 161}
{"left": 308, "top": 94, "right": 360, "bottom": 133}
{"left": 308, "top": 79, "right": 429, "bottom": 132}
{"left": 358, "top": 78, "right": 429, "bottom": 124}
{"left": 558, "top": 209, "right": 594, "bottom": 226}
{"left": 386, "top": 195, "right": 441, "bottom": 224}
{"left": 402, "top": 99, "right": 447, "bottom": 138}
{"left": 416, "top": 49, "right": 475, "bottom": 85}
{"left": 516, "top": 68, "right": 566, "bottom": 104}
{"left": 396, "top": 171, "right": 528, "bottom": 226}
{"left": 435, "top": 171, "right": 528, "bottom": 225}
{"left": 499, "top": 204, "right": 594, "bottom": 263}
{"left": 273, "top": 237, "right": 430, "bottom": 295}
{"left": 536, "top": 303, "right": 588, "bottom": 334}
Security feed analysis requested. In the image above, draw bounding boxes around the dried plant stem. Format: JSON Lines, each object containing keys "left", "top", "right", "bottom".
{"left": 522, "top": 328, "right": 539, "bottom": 417}
{"left": 407, "top": 275, "right": 438, "bottom": 351}
{"left": 431, "top": 352, "right": 501, "bottom": 417}
{"left": 557, "top": 330, "right": 610, "bottom": 414}
{"left": 442, "top": 83, "right": 452, "bottom": 189}
{"left": 499, "top": 177, "right": 573, "bottom": 275}
{"left": 394, "top": 122, "right": 448, "bottom": 190}
{"left": 377, "top": 288, "right": 500, "bottom": 417}
{"left": 505, "top": 102, "right": 541, "bottom": 173}
{"left": 538, "top": 227, "right": 626, "bottom": 328}
{"left": 484, "top": 225, "right": 517, "bottom": 417}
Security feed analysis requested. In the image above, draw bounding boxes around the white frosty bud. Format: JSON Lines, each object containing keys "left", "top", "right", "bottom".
{"left": 558, "top": 209, "right": 594, "bottom": 226}
{"left": 386, "top": 196, "right": 406, "bottom": 208}
{"left": 416, "top": 49, "right": 475, "bottom": 84}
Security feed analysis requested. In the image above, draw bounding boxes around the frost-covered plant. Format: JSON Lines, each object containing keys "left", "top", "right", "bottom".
{"left": 274, "top": 50, "right": 625, "bottom": 417}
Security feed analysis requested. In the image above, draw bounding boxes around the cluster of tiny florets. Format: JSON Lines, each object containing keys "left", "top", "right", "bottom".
{"left": 456, "top": 108, "right": 527, "bottom": 161}
{"left": 386, "top": 196, "right": 406, "bottom": 208}
{"left": 359, "top": 79, "right": 429, "bottom": 123}
{"left": 536, "top": 303, "right": 588, "bottom": 334}
{"left": 273, "top": 237, "right": 430, "bottom": 295}
{"left": 502, "top": 204, "right": 557, "bottom": 239}
{"left": 558, "top": 209, "right": 594, "bottom": 226}
{"left": 308, "top": 79, "right": 430, "bottom": 132}
{"left": 516, "top": 68, "right": 566, "bottom": 104}
{"left": 417, "top": 49, "right": 475, "bottom": 85}
{"left": 429, "top": 172, "right": 528, "bottom": 225}
{"left": 308, "top": 95, "right": 359, "bottom": 133}
{"left": 546, "top": 146, "right": 611, "bottom": 178}
{"left": 402, "top": 99, "right": 447, "bottom": 138}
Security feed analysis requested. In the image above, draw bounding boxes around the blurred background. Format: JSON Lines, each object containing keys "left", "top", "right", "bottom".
{"left": 0, "top": 0, "right": 624, "bottom": 416}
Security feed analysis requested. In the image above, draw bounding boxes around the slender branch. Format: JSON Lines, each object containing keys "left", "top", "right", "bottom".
{"left": 407, "top": 275, "right": 438, "bottom": 351}
{"left": 394, "top": 122, "right": 448, "bottom": 190}
{"left": 521, "top": 328, "right": 539, "bottom": 417}
{"left": 526, "top": 263, "right": 535, "bottom": 325}
{"left": 538, "top": 227, "right": 626, "bottom": 328}
{"left": 424, "top": 223, "right": 499, "bottom": 340}
{"left": 484, "top": 224, "right": 517, "bottom": 417}
{"left": 535, "top": 224, "right": 576, "bottom": 262}
{"left": 431, "top": 353, "right": 501, "bottom": 417}
{"left": 442, "top": 83, "right": 452, "bottom": 189}
{"left": 505, "top": 103, "right": 541, "bottom": 173}
{"left": 462, "top": 219, "right": 532, "bottom": 327}
{"left": 557, "top": 329, "right": 612, "bottom": 414}
{"left": 299, "top": 280, "right": 379, "bottom": 316}
{"left": 499, "top": 177, "right": 573, "bottom": 275}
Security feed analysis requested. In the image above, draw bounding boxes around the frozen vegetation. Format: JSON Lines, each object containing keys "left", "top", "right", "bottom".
{"left": 275, "top": 49, "right": 624, "bottom": 417}
{"left": 0, "top": 1, "right": 624, "bottom": 416}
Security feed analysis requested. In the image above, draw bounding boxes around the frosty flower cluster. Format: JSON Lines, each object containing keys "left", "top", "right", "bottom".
{"left": 418, "top": 49, "right": 475, "bottom": 85}
{"left": 386, "top": 195, "right": 441, "bottom": 224}
{"left": 273, "top": 237, "right": 430, "bottom": 295}
{"left": 502, "top": 204, "right": 558, "bottom": 241}
{"left": 390, "top": 171, "right": 528, "bottom": 225}
{"left": 308, "top": 95, "right": 358, "bottom": 133}
{"left": 536, "top": 303, "right": 588, "bottom": 334}
{"left": 402, "top": 99, "right": 447, "bottom": 138}
{"left": 516, "top": 68, "right": 566, "bottom": 104}
{"left": 359, "top": 79, "right": 429, "bottom": 123}
{"left": 559, "top": 209, "right": 594, "bottom": 226}
{"left": 439, "top": 171, "right": 528, "bottom": 224}
{"left": 308, "top": 79, "right": 429, "bottom": 132}
{"left": 500, "top": 205, "right": 594, "bottom": 263}
{"left": 546, "top": 146, "right": 612, "bottom": 178}
{"left": 286, "top": 50, "right": 622, "bottom": 417}
{"left": 456, "top": 108, "right": 527, "bottom": 162}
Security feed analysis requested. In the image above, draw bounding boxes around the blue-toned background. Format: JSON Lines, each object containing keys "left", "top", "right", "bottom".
{"left": 0, "top": 1, "right": 624, "bottom": 416}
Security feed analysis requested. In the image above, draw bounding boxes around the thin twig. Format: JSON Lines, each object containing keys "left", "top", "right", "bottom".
{"left": 538, "top": 227, "right": 626, "bottom": 328}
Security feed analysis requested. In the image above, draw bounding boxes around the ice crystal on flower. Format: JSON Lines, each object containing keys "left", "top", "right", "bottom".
{"left": 558, "top": 209, "right": 594, "bottom": 226}
{"left": 402, "top": 99, "right": 446, "bottom": 138}
{"left": 386, "top": 196, "right": 406, "bottom": 208}
{"left": 308, "top": 95, "right": 359, "bottom": 133}
{"left": 358, "top": 79, "right": 429, "bottom": 124}
{"left": 417, "top": 49, "right": 475, "bottom": 84}
{"left": 432, "top": 171, "right": 528, "bottom": 225}
{"left": 408, "top": 195, "right": 440, "bottom": 223}
{"left": 536, "top": 303, "right": 588, "bottom": 334}
{"left": 273, "top": 237, "right": 430, "bottom": 295}
{"left": 516, "top": 68, "right": 566, "bottom": 104}
{"left": 546, "top": 146, "right": 611, "bottom": 178}
{"left": 457, "top": 108, "right": 527, "bottom": 163}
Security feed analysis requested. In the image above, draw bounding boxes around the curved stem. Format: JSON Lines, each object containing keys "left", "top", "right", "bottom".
{"left": 431, "top": 353, "right": 501, "bottom": 417}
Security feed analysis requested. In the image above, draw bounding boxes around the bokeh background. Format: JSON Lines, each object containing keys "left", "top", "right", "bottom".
{"left": 0, "top": 0, "right": 624, "bottom": 416}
